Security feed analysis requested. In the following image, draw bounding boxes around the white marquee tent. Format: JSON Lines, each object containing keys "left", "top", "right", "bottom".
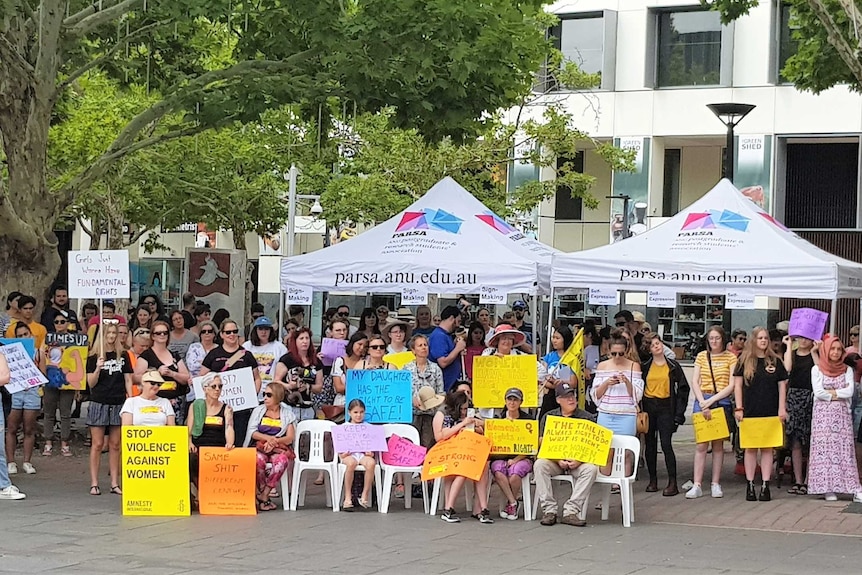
{"left": 281, "top": 177, "right": 559, "bottom": 297}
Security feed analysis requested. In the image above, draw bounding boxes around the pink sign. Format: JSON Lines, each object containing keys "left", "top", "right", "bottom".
{"left": 320, "top": 337, "right": 348, "bottom": 366}
{"left": 331, "top": 423, "right": 388, "bottom": 453}
{"left": 381, "top": 434, "right": 427, "bottom": 467}
{"left": 788, "top": 308, "right": 828, "bottom": 342}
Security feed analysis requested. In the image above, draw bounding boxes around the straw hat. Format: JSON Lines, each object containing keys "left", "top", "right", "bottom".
{"left": 487, "top": 324, "right": 526, "bottom": 348}
{"left": 381, "top": 319, "right": 412, "bottom": 343}
{"left": 417, "top": 386, "right": 445, "bottom": 411}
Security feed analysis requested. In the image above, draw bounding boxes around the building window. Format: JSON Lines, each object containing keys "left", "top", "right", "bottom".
{"left": 777, "top": 2, "right": 798, "bottom": 83}
{"left": 784, "top": 142, "right": 858, "bottom": 229}
{"left": 656, "top": 9, "right": 722, "bottom": 87}
{"left": 544, "top": 11, "right": 617, "bottom": 92}
{"left": 663, "top": 149, "right": 681, "bottom": 216}
{"left": 554, "top": 152, "right": 584, "bottom": 221}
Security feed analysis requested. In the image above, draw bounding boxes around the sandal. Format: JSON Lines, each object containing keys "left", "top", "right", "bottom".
{"left": 90, "top": 486, "right": 101, "bottom": 496}
{"left": 798, "top": 484, "right": 808, "bottom": 495}
{"left": 110, "top": 485, "right": 122, "bottom": 495}
{"left": 342, "top": 501, "right": 354, "bottom": 512}
{"left": 257, "top": 499, "right": 277, "bottom": 511}
{"left": 358, "top": 498, "right": 371, "bottom": 509}
{"left": 313, "top": 477, "right": 325, "bottom": 486}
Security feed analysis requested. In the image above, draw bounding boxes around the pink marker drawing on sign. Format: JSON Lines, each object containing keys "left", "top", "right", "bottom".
{"left": 381, "top": 434, "right": 427, "bottom": 467}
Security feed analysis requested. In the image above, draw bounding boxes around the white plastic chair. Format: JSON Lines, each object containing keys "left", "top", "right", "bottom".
{"left": 289, "top": 419, "right": 339, "bottom": 512}
{"left": 264, "top": 461, "right": 292, "bottom": 511}
{"left": 592, "top": 435, "right": 640, "bottom": 527}
{"left": 530, "top": 472, "right": 577, "bottom": 521}
{"left": 378, "top": 424, "right": 430, "bottom": 514}
{"left": 429, "top": 473, "right": 480, "bottom": 516}
{"left": 487, "top": 470, "right": 533, "bottom": 521}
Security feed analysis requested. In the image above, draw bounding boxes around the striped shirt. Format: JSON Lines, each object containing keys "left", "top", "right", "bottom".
{"left": 591, "top": 369, "right": 644, "bottom": 415}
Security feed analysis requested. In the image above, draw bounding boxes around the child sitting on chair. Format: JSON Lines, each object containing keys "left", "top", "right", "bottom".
{"left": 339, "top": 399, "right": 377, "bottom": 510}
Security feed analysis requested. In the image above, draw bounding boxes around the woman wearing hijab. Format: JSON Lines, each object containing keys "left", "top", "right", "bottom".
{"left": 808, "top": 335, "right": 862, "bottom": 502}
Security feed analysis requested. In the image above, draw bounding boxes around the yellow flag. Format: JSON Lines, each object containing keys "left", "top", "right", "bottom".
{"left": 557, "top": 328, "right": 585, "bottom": 409}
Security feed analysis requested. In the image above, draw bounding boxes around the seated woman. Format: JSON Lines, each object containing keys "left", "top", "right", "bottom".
{"left": 491, "top": 387, "right": 533, "bottom": 520}
{"left": 244, "top": 382, "right": 296, "bottom": 511}
{"left": 187, "top": 374, "right": 235, "bottom": 505}
{"left": 339, "top": 399, "right": 378, "bottom": 511}
{"left": 120, "top": 370, "right": 176, "bottom": 427}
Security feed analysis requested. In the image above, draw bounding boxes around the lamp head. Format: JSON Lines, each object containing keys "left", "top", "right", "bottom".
{"left": 707, "top": 103, "right": 756, "bottom": 127}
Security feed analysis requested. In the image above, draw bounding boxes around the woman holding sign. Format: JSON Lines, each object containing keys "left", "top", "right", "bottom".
{"left": 782, "top": 334, "right": 817, "bottom": 495}
{"left": 732, "top": 327, "right": 788, "bottom": 502}
{"left": 274, "top": 328, "right": 324, "bottom": 422}
{"left": 134, "top": 320, "right": 191, "bottom": 425}
{"left": 188, "top": 373, "right": 235, "bottom": 505}
{"left": 245, "top": 382, "right": 296, "bottom": 511}
{"left": 121, "top": 370, "right": 176, "bottom": 426}
{"left": 491, "top": 388, "right": 533, "bottom": 520}
{"left": 4, "top": 322, "right": 44, "bottom": 476}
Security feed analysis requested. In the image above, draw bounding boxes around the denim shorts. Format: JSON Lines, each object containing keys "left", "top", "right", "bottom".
{"left": 11, "top": 387, "right": 41, "bottom": 411}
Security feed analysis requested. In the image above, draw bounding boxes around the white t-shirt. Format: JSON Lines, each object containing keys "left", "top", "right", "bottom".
{"left": 120, "top": 396, "right": 175, "bottom": 427}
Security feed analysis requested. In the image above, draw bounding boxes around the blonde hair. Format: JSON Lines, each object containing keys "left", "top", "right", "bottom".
{"left": 739, "top": 326, "right": 779, "bottom": 382}
{"left": 88, "top": 323, "right": 125, "bottom": 357}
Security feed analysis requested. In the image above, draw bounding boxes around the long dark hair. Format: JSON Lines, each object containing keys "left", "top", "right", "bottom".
{"left": 358, "top": 307, "right": 380, "bottom": 334}
{"left": 443, "top": 390, "right": 471, "bottom": 420}
{"left": 467, "top": 321, "right": 486, "bottom": 347}
{"left": 555, "top": 325, "right": 574, "bottom": 352}
{"left": 345, "top": 331, "right": 368, "bottom": 359}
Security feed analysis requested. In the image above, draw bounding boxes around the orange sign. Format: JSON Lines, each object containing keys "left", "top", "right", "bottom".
{"left": 421, "top": 431, "right": 492, "bottom": 482}
{"left": 198, "top": 447, "right": 257, "bottom": 516}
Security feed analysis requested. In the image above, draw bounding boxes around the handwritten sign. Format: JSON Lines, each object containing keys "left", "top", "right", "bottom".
{"left": 345, "top": 369, "right": 412, "bottom": 423}
{"left": 192, "top": 367, "right": 258, "bottom": 411}
{"left": 421, "top": 431, "right": 492, "bottom": 482}
{"left": 68, "top": 250, "right": 130, "bottom": 299}
{"left": 740, "top": 417, "right": 784, "bottom": 449}
{"left": 320, "top": 338, "right": 348, "bottom": 366}
{"left": 788, "top": 308, "right": 828, "bottom": 342}
{"left": 589, "top": 287, "right": 618, "bottom": 306}
{"left": 331, "top": 423, "right": 388, "bottom": 453}
{"left": 692, "top": 411, "right": 730, "bottom": 443}
{"left": 537, "top": 416, "right": 612, "bottom": 466}
{"left": 479, "top": 286, "right": 506, "bottom": 304}
{"left": 46, "top": 333, "right": 88, "bottom": 391}
{"left": 383, "top": 351, "right": 415, "bottom": 369}
{"left": 0, "top": 342, "right": 48, "bottom": 394}
{"left": 381, "top": 434, "right": 427, "bottom": 467}
{"left": 285, "top": 285, "right": 312, "bottom": 305}
{"left": 648, "top": 289, "right": 677, "bottom": 308}
{"left": 401, "top": 287, "right": 428, "bottom": 305}
{"left": 472, "top": 354, "right": 538, "bottom": 408}
{"left": 0, "top": 338, "right": 35, "bottom": 359}
{"left": 198, "top": 447, "right": 257, "bottom": 516}
{"left": 122, "top": 426, "right": 190, "bottom": 516}
{"left": 485, "top": 419, "right": 538, "bottom": 455}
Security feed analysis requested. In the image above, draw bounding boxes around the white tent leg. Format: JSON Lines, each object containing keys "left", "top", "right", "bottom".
{"left": 830, "top": 298, "right": 838, "bottom": 335}
{"left": 545, "top": 286, "right": 556, "bottom": 355}
{"left": 530, "top": 296, "right": 538, "bottom": 353}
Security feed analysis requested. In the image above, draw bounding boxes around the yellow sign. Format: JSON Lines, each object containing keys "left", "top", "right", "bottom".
{"left": 485, "top": 419, "right": 539, "bottom": 455}
{"left": 383, "top": 351, "right": 416, "bottom": 369}
{"left": 692, "top": 410, "right": 731, "bottom": 443}
{"left": 740, "top": 417, "right": 784, "bottom": 449}
{"left": 536, "top": 415, "right": 612, "bottom": 466}
{"left": 559, "top": 328, "right": 586, "bottom": 410}
{"left": 122, "top": 426, "right": 190, "bottom": 516}
{"left": 472, "top": 354, "right": 538, "bottom": 408}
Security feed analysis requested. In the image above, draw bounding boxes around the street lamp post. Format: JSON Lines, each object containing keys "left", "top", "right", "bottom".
{"left": 707, "top": 103, "right": 756, "bottom": 182}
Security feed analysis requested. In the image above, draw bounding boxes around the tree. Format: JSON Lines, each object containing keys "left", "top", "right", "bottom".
{"left": 708, "top": 0, "right": 862, "bottom": 91}
{"left": 0, "top": 0, "right": 553, "bottom": 298}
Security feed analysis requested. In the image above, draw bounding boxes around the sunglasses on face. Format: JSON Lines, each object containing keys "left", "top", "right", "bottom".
{"left": 208, "top": 384, "right": 223, "bottom": 390}
{"left": 152, "top": 331, "right": 169, "bottom": 336}
{"left": 54, "top": 319, "right": 67, "bottom": 325}
{"left": 640, "top": 327, "right": 650, "bottom": 333}
{"left": 103, "top": 318, "right": 120, "bottom": 324}
{"left": 852, "top": 333, "right": 860, "bottom": 337}
{"left": 200, "top": 329, "right": 214, "bottom": 335}
{"left": 609, "top": 351, "right": 625, "bottom": 357}
{"left": 368, "top": 344, "right": 386, "bottom": 350}
{"left": 263, "top": 392, "right": 274, "bottom": 398}
{"left": 615, "top": 322, "right": 626, "bottom": 327}
{"left": 337, "top": 311, "right": 349, "bottom": 316}
{"left": 222, "top": 329, "right": 239, "bottom": 335}
{"left": 146, "top": 381, "right": 163, "bottom": 387}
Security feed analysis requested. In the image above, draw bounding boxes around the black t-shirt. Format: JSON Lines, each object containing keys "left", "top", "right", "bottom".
{"left": 202, "top": 346, "right": 259, "bottom": 373}
{"left": 140, "top": 348, "right": 187, "bottom": 400}
{"left": 87, "top": 351, "right": 132, "bottom": 405}
{"left": 734, "top": 357, "right": 788, "bottom": 418}
{"left": 788, "top": 352, "right": 814, "bottom": 391}
{"left": 278, "top": 353, "right": 323, "bottom": 407}
{"left": 181, "top": 310, "right": 196, "bottom": 330}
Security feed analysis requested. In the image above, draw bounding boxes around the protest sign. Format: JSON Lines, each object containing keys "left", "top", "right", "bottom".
{"left": 383, "top": 351, "right": 415, "bottom": 369}
{"left": 320, "top": 338, "right": 348, "bottom": 366}
{"left": 740, "top": 417, "right": 784, "bottom": 449}
{"left": 45, "top": 333, "right": 88, "bottom": 391}
{"left": 536, "top": 416, "right": 612, "bottom": 466}
{"left": 472, "top": 354, "right": 538, "bottom": 408}
{"left": 331, "top": 423, "right": 389, "bottom": 453}
{"left": 192, "top": 367, "right": 258, "bottom": 411}
{"left": 198, "top": 447, "right": 257, "bottom": 516}
{"left": 381, "top": 434, "right": 427, "bottom": 467}
{"left": 68, "top": 250, "right": 130, "bottom": 299}
{"left": 0, "top": 342, "right": 48, "bottom": 394}
{"left": 122, "top": 426, "right": 190, "bottom": 516}
{"left": 485, "top": 419, "right": 539, "bottom": 455}
{"left": 788, "top": 308, "right": 828, "bottom": 342}
{"left": 692, "top": 411, "right": 731, "bottom": 443}
{"left": 0, "top": 338, "right": 35, "bottom": 359}
{"left": 421, "top": 431, "right": 492, "bottom": 482}
{"left": 345, "top": 369, "right": 412, "bottom": 423}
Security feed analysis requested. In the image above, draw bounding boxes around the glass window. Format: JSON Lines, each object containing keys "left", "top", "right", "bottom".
{"left": 555, "top": 16, "right": 604, "bottom": 76}
{"left": 554, "top": 152, "right": 584, "bottom": 221}
{"left": 777, "top": 2, "right": 798, "bottom": 83}
{"left": 657, "top": 10, "right": 722, "bottom": 87}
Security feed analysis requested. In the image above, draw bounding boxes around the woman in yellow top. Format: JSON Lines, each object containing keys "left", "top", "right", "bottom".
{"left": 686, "top": 326, "right": 738, "bottom": 499}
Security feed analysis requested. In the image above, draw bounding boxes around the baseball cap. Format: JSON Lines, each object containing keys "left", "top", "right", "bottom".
{"left": 555, "top": 382, "right": 576, "bottom": 397}
{"left": 512, "top": 300, "right": 527, "bottom": 310}
{"left": 504, "top": 387, "right": 524, "bottom": 401}
{"left": 253, "top": 316, "right": 273, "bottom": 328}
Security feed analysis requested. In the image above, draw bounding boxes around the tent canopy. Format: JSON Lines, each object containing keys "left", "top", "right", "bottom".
{"left": 281, "top": 177, "right": 559, "bottom": 295}
{"left": 551, "top": 179, "right": 862, "bottom": 300}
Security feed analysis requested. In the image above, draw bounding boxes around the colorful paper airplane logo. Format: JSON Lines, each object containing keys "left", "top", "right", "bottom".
{"left": 475, "top": 211, "right": 518, "bottom": 234}
{"left": 758, "top": 212, "right": 789, "bottom": 231}
{"left": 395, "top": 208, "right": 463, "bottom": 234}
{"left": 681, "top": 210, "right": 750, "bottom": 232}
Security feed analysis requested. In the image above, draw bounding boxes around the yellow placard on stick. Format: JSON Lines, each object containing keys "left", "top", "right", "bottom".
{"left": 692, "top": 411, "right": 731, "bottom": 443}
{"left": 122, "top": 426, "right": 190, "bottom": 516}
{"left": 740, "top": 417, "right": 784, "bottom": 449}
{"left": 485, "top": 419, "right": 539, "bottom": 455}
{"left": 536, "top": 415, "right": 612, "bottom": 466}
{"left": 472, "top": 354, "right": 538, "bottom": 408}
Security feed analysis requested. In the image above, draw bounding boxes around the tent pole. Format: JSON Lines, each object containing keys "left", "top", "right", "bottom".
{"left": 830, "top": 298, "right": 838, "bottom": 335}
{"left": 545, "top": 286, "right": 556, "bottom": 356}
{"left": 530, "top": 295, "right": 538, "bottom": 354}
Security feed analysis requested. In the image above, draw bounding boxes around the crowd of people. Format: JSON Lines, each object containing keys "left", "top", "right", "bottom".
{"left": 1, "top": 288, "right": 861, "bottom": 530}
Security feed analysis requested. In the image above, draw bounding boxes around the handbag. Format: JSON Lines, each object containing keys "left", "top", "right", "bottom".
{"left": 632, "top": 366, "right": 649, "bottom": 434}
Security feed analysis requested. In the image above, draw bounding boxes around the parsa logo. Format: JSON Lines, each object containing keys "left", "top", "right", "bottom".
{"left": 476, "top": 211, "right": 518, "bottom": 235}
{"left": 395, "top": 208, "right": 463, "bottom": 235}
{"left": 681, "top": 210, "right": 750, "bottom": 232}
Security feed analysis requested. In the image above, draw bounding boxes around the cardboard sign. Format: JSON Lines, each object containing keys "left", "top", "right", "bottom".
{"left": 485, "top": 419, "right": 539, "bottom": 455}
{"left": 192, "top": 367, "right": 258, "bottom": 411}
{"left": 692, "top": 411, "right": 731, "bottom": 443}
{"left": 0, "top": 342, "right": 48, "bottom": 394}
{"left": 198, "top": 447, "right": 257, "bottom": 516}
{"left": 285, "top": 285, "right": 312, "bottom": 305}
{"left": 479, "top": 286, "right": 506, "bottom": 304}
{"left": 383, "top": 351, "right": 415, "bottom": 369}
{"left": 647, "top": 289, "right": 677, "bottom": 308}
{"left": 381, "top": 434, "right": 427, "bottom": 467}
{"left": 788, "top": 308, "right": 828, "bottom": 342}
{"left": 536, "top": 416, "right": 612, "bottom": 466}
{"left": 320, "top": 338, "right": 347, "bottom": 366}
{"left": 472, "top": 354, "right": 538, "bottom": 408}
{"left": 345, "top": 369, "right": 412, "bottom": 423}
{"left": 401, "top": 287, "right": 428, "bottom": 305}
{"left": 421, "top": 430, "right": 492, "bottom": 482}
{"left": 331, "top": 423, "right": 389, "bottom": 453}
{"left": 122, "top": 426, "right": 190, "bottom": 516}
{"left": 68, "top": 250, "right": 130, "bottom": 299}
{"left": 0, "top": 338, "right": 36, "bottom": 359}
{"left": 46, "top": 333, "right": 89, "bottom": 391}
{"left": 588, "top": 287, "right": 618, "bottom": 306}
{"left": 740, "top": 417, "right": 784, "bottom": 449}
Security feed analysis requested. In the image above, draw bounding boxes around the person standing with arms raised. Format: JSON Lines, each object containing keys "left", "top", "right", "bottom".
{"left": 428, "top": 306, "right": 466, "bottom": 392}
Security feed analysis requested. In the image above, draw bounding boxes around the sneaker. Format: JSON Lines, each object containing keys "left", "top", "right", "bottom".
{"left": 7, "top": 463, "right": 17, "bottom": 475}
{"left": 561, "top": 514, "right": 587, "bottom": 527}
{"left": 685, "top": 484, "right": 703, "bottom": 499}
{"left": 853, "top": 493, "right": 862, "bottom": 503}
{"left": 711, "top": 483, "right": 723, "bottom": 498}
{"left": 501, "top": 502, "right": 517, "bottom": 520}
{"left": 473, "top": 508, "right": 494, "bottom": 524}
{"left": 61, "top": 445, "right": 72, "bottom": 457}
{"left": 539, "top": 512, "right": 557, "bottom": 526}
{"left": 825, "top": 492, "right": 838, "bottom": 502}
{"left": 394, "top": 484, "right": 405, "bottom": 499}
{"left": 0, "top": 485, "right": 26, "bottom": 500}
{"left": 411, "top": 485, "right": 423, "bottom": 499}
{"left": 22, "top": 463, "right": 36, "bottom": 475}
{"left": 42, "top": 443, "right": 53, "bottom": 456}
{"left": 440, "top": 508, "right": 461, "bottom": 523}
